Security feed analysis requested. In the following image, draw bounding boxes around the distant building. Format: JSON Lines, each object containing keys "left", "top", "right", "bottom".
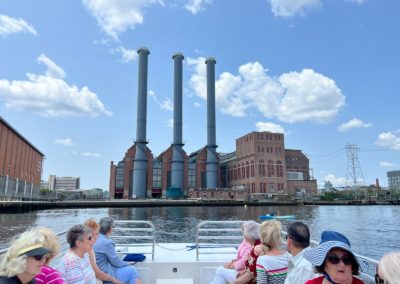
{"left": 0, "top": 116, "right": 44, "bottom": 196}
{"left": 47, "top": 175, "right": 80, "bottom": 190}
{"left": 110, "top": 130, "right": 317, "bottom": 199}
{"left": 387, "top": 170, "right": 400, "bottom": 191}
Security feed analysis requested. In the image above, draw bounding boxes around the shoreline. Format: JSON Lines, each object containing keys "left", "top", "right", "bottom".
{"left": 0, "top": 199, "right": 397, "bottom": 213}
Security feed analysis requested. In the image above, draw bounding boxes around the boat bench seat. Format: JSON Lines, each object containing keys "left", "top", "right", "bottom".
{"left": 156, "top": 279, "right": 194, "bottom": 284}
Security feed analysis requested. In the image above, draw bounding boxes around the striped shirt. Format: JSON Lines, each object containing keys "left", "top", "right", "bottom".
{"left": 256, "top": 252, "right": 290, "bottom": 284}
{"left": 35, "top": 265, "right": 64, "bottom": 284}
{"left": 58, "top": 251, "right": 96, "bottom": 284}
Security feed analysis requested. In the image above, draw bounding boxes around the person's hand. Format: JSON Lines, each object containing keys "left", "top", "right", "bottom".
{"left": 254, "top": 244, "right": 264, "bottom": 256}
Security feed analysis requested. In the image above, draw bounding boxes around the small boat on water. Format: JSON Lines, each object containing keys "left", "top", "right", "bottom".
{"left": 258, "top": 214, "right": 296, "bottom": 220}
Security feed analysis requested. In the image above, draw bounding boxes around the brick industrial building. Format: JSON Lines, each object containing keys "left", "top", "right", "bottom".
{"left": 109, "top": 49, "right": 316, "bottom": 199}
{"left": 0, "top": 116, "right": 44, "bottom": 196}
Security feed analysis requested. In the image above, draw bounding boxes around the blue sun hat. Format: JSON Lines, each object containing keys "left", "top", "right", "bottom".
{"left": 303, "top": 231, "right": 368, "bottom": 273}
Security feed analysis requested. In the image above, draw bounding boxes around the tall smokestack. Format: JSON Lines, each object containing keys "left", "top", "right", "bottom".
{"left": 132, "top": 47, "right": 150, "bottom": 198}
{"left": 170, "top": 52, "right": 184, "bottom": 191}
{"left": 205, "top": 57, "right": 218, "bottom": 189}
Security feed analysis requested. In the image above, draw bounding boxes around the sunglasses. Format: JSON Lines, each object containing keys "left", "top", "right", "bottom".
{"left": 32, "top": 254, "right": 46, "bottom": 261}
{"left": 326, "top": 254, "right": 353, "bottom": 265}
{"left": 375, "top": 274, "right": 386, "bottom": 284}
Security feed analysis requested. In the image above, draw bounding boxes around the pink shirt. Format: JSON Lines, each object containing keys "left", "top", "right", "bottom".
{"left": 234, "top": 239, "right": 253, "bottom": 270}
{"left": 35, "top": 265, "right": 65, "bottom": 284}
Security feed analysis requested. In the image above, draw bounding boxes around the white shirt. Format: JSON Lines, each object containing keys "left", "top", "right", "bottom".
{"left": 284, "top": 248, "right": 316, "bottom": 284}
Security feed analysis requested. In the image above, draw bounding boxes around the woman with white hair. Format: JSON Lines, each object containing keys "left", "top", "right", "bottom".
{"left": 256, "top": 220, "right": 290, "bottom": 284}
{"left": 0, "top": 229, "right": 49, "bottom": 284}
{"left": 376, "top": 251, "right": 400, "bottom": 284}
{"left": 211, "top": 221, "right": 260, "bottom": 284}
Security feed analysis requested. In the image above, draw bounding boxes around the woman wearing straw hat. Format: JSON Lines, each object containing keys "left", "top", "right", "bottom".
{"left": 0, "top": 229, "right": 50, "bottom": 284}
{"left": 303, "top": 231, "right": 368, "bottom": 284}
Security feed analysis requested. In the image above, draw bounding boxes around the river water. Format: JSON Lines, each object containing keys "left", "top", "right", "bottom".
{"left": 1, "top": 205, "right": 399, "bottom": 261}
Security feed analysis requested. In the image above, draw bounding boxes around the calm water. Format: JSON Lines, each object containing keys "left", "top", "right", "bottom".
{"left": 1, "top": 205, "right": 399, "bottom": 261}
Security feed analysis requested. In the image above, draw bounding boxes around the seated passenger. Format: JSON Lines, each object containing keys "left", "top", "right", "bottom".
{"left": 34, "top": 227, "right": 64, "bottom": 284}
{"left": 93, "top": 217, "right": 141, "bottom": 284}
{"left": 303, "top": 231, "right": 368, "bottom": 284}
{"left": 84, "top": 219, "right": 122, "bottom": 284}
{"left": 212, "top": 221, "right": 259, "bottom": 284}
{"left": 0, "top": 229, "right": 49, "bottom": 284}
{"left": 256, "top": 220, "right": 290, "bottom": 284}
{"left": 58, "top": 224, "right": 96, "bottom": 284}
{"left": 284, "top": 222, "right": 315, "bottom": 284}
{"left": 376, "top": 251, "right": 400, "bottom": 284}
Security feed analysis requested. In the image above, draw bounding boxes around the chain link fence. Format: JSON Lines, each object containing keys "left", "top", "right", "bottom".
{"left": 0, "top": 175, "right": 56, "bottom": 200}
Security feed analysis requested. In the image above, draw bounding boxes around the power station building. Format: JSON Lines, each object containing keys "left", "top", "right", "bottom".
{"left": 109, "top": 48, "right": 317, "bottom": 199}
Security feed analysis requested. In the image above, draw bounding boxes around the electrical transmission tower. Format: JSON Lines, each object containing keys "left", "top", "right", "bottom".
{"left": 345, "top": 143, "right": 365, "bottom": 197}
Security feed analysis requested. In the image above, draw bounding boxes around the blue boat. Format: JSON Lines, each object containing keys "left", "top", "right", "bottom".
{"left": 258, "top": 214, "right": 296, "bottom": 220}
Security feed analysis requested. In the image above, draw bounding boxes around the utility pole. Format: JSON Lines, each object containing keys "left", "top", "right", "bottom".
{"left": 345, "top": 143, "right": 365, "bottom": 199}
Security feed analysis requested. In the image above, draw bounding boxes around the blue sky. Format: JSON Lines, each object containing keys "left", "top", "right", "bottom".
{"left": 0, "top": 0, "right": 399, "bottom": 190}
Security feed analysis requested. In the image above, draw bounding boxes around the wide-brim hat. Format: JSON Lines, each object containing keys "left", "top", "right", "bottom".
{"left": 17, "top": 244, "right": 50, "bottom": 257}
{"left": 303, "top": 231, "right": 368, "bottom": 273}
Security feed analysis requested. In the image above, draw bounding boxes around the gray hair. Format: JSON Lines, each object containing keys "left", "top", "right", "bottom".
{"left": 379, "top": 251, "right": 400, "bottom": 284}
{"left": 99, "top": 217, "right": 114, "bottom": 235}
{"left": 66, "top": 224, "right": 92, "bottom": 249}
{"left": 242, "top": 221, "right": 260, "bottom": 240}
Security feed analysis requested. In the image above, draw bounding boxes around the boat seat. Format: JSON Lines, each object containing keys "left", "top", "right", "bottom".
{"left": 156, "top": 279, "right": 194, "bottom": 284}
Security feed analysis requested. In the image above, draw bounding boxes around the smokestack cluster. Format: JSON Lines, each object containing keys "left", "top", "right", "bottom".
{"left": 132, "top": 49, "right": 218, "bottom": 198}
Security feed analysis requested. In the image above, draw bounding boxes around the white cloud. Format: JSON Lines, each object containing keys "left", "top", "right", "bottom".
{"left": 0, "top": 14, "right": 38, "bottom": 37}
{"left": 82, "top": 0, "right": 157, "bottom": 40}
{"left": 193, "top": 102, "right": 201, "bottom": 108}
{"left": 55, "top": 138, "right": 76, "bottom": 146}
{"left": 184, "top": 0, "right": 213, "bottom": 14}
{"left": 324, "top": 174, "right": 347, "bottom": 187}
{"left": 255, "top": 121, "right": 285, "bottom": 134}
{"left": 375, "top": 131, "right": 400, "bottom": 150}
{"left": 380, "top": 161, "right": 398, "bottom": 168}
{"left": 0, "top": 54, "right": 112, "bottom": 118}
{"left": 268, "top": 0, "right": 321, "bottom": 18}
{"left": 114, "top": 46, "right": 138, "bottom": 63}
{"left": 187, "top": 58, "right": 345, "bottom": 123}
{"left": 81, "top": 152, "right": 101, "bottom": 157}
{"left": 37, "top": 54, "right": 66, "bottom": 79}
{"left": 338, "top": 118, "right": 372, "bottom": 132}
{"left": 148, "top": 90, "right": 173, "bottom": 111}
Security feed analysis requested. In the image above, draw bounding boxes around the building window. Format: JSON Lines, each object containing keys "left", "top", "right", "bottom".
{"left": 276, "top": 160, "right": 283, "bottom": 177}
{"left": 246, "top": 161, "right": 250, "bottom": 178}
{"left": 242, "top": 163, "right": 245, "bottom": 179}
{"left": 250, "top": 160, "right": 254, "bottom": 177}
{"left": 237, "top": 164, "right": 241, "bottom": 179}
{"left": 152, "top": 160, "right": 162, "bottom": 188}
{"left": 268, "top": 160, "right": 274, "bottom": 177}
{"left": 188, "top": 163, "right": 196, "bottom": 188}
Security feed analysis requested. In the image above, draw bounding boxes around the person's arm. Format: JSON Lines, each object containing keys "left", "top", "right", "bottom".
{"left": 103, "top": 240, "right": 129, "bottom": 268}
{"left": 233, "top": 246, "right": 252, "bottom": 270}
{"left": 232, "top": 271, "right": 256, "bottom": 284}
{"left": 88, "top": 250, "right": 122, "bottom": 284}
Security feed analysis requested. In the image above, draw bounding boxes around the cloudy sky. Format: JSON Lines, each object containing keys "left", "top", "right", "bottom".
{"left": 0, "top": 0, "right": 399, "bottom": 190}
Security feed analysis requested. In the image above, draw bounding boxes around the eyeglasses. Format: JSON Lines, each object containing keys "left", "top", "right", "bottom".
{"left": 375, "top": 274, "right": 386, "bottom": 284}
{"left": 32, "top": 254, "right": 46, "bottom": 261}
{"left": 326, "top": 254, "right": 353, "bottom": 265}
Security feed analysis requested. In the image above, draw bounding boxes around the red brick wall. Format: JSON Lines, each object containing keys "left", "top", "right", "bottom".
{"left": 0, "top": 120, "right": 43, "bottom": 186}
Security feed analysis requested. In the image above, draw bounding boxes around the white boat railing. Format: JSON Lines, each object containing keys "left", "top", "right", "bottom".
{"left": 196, "top": 220, "right": 245, "bottom": 261}
{"left": 112, "top": 220, "right": 156, "bottom": 261}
